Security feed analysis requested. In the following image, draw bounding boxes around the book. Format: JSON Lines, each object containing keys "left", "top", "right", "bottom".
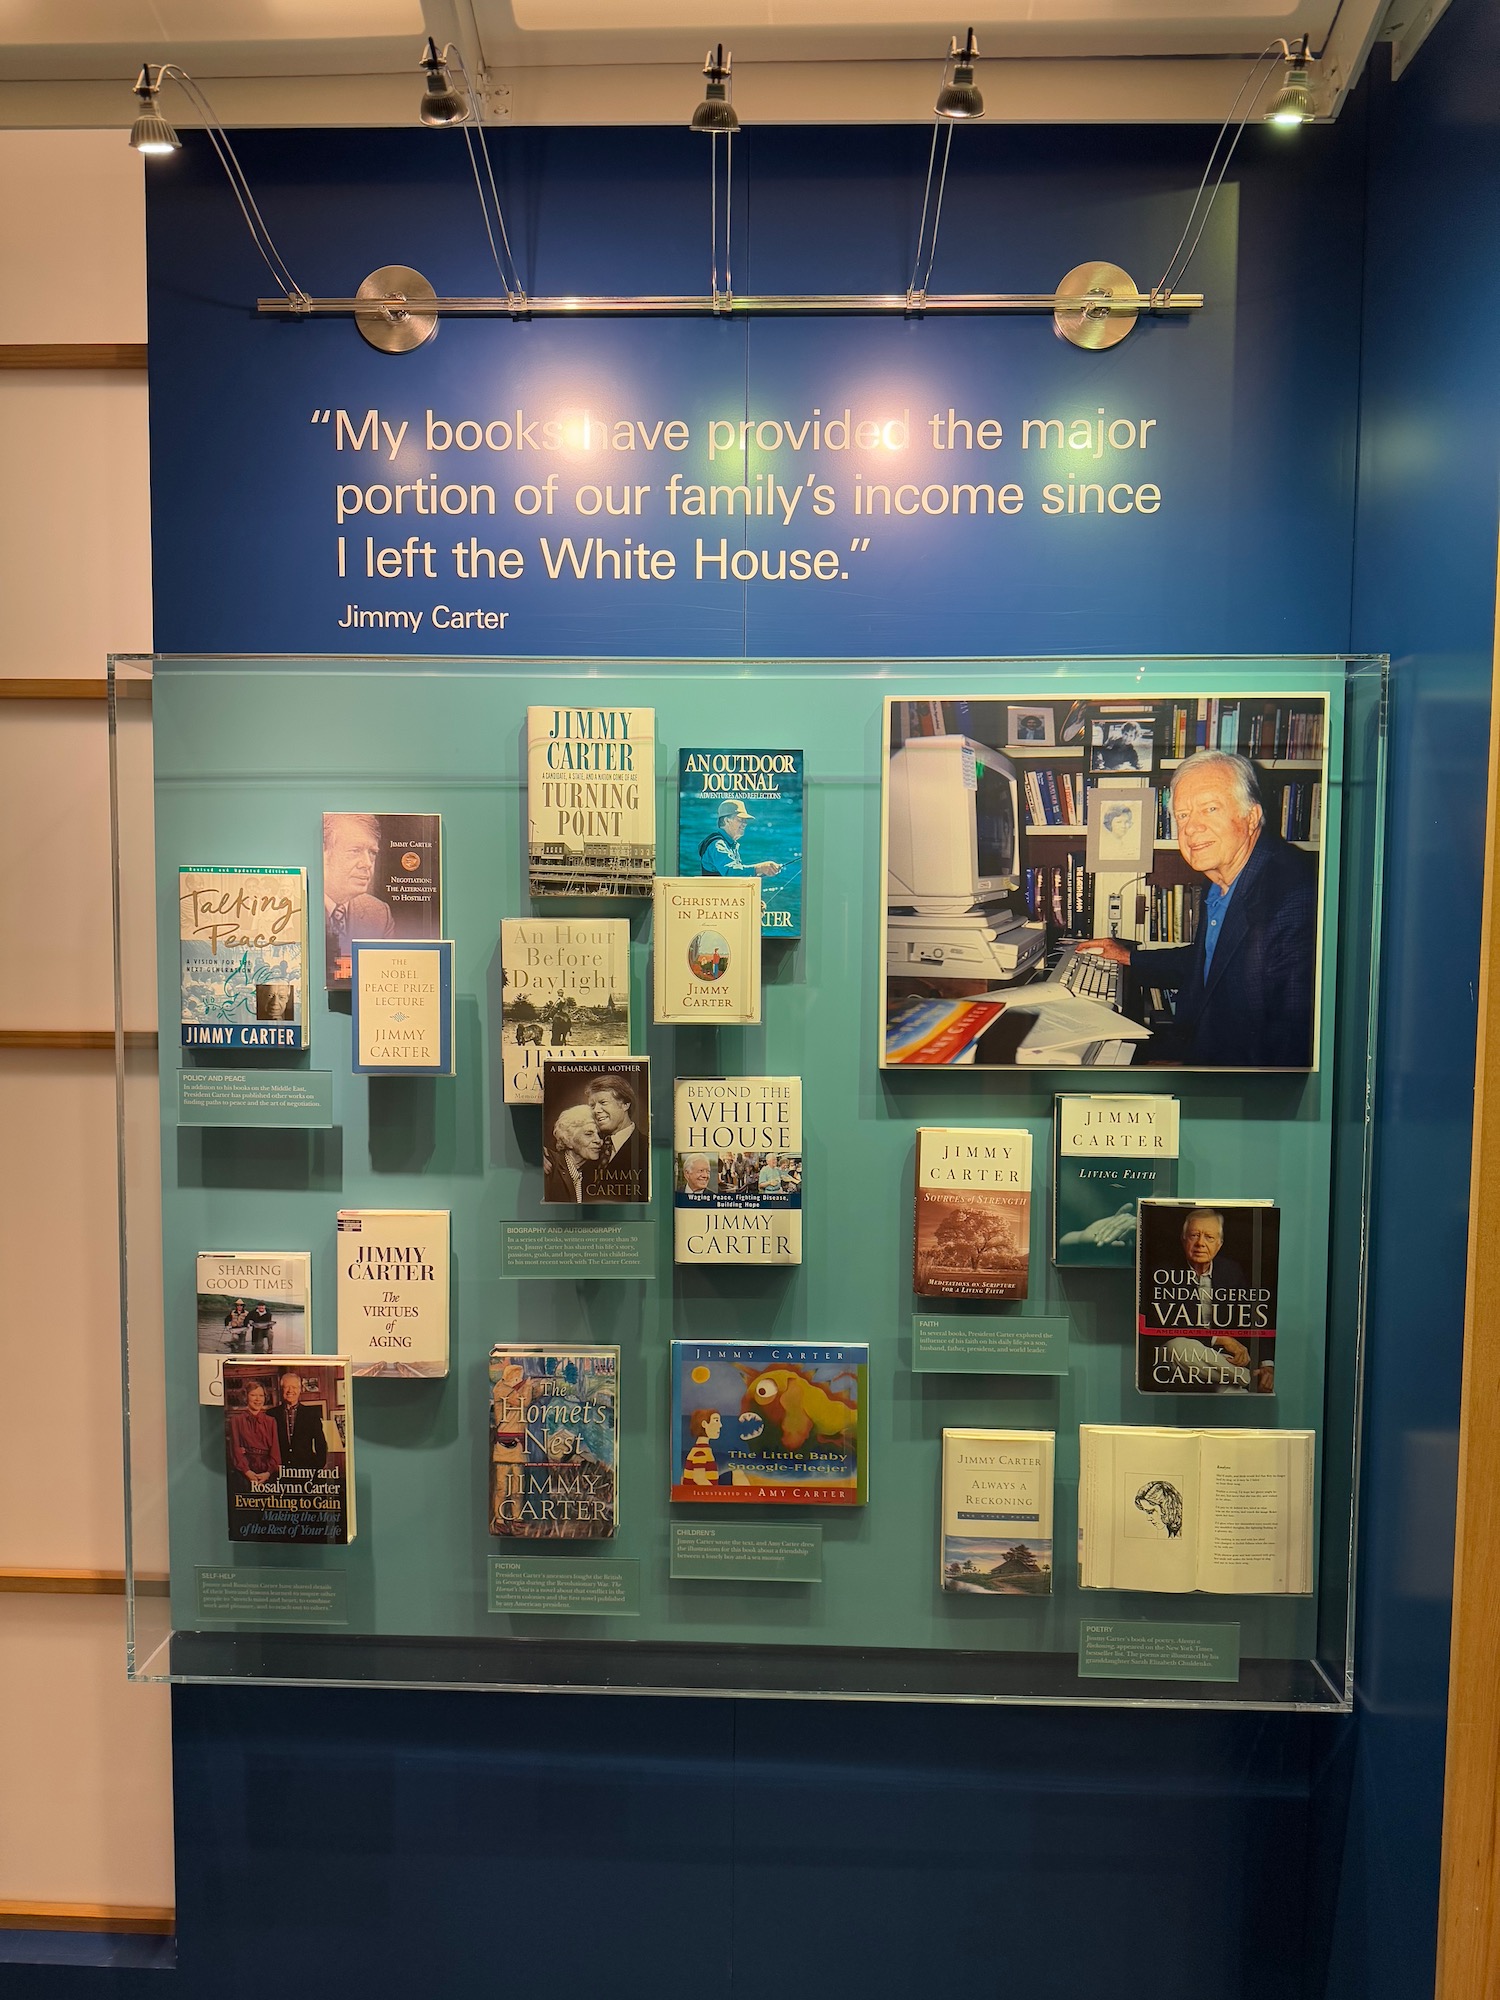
{"left": 673, "top": 1076, "right": 802, "bottom": 1265}
{"left": 1135, "top": 1198, "right": 1279, "bottom": 1395}
{"left": 179, "top": 866, "right": 309, "bottom": 1051}
{"left": 677, "top": 748, "right": 804, "bottom": 938}
{"left": 669, "top": 1341, "right": 868, "bottom": 1505}
{"left": 884, "top": 995, "right": 1008, "bottom": 1065}
{"left": 499, "top": 918, "right": 631, "bottom": 1105}
{"left": 526, "top": 705, "right": 655, "bottom": 896}
{"left": 321, "top": 812, "right": 442, "bottom": 990}
{"left": 651, "top": 877, "right": 762, "bottom": 1024}
{"left": 913, "top": 1127, "right": 1033, "bottom": 1299}
{"left": 1052, "top": 1095, "right": 1180, "bottom": 1267}
{"left": 196, "top": 1250, "right": 311, "bottom": 1407}
{"left": 1077, "top": 1424, "right": 1314, "bottom": 1594}
{"left": 336, "top": 1209, "right": 450, "bottom": 1378}
{"left": 941, "top": 1429, "right": 1054, "bottom": 1595}
{"left": 487, "top": 1344, "right": 620, "bottom": 1539}
{"left": 223, "top": 1357, "right": 355, "bottom": 1545}
{"left": 541, "top": 1057, "right": 651, "bottom": 1204}
{"left": 351, "top": 939, "right": 455, "bottom": 1075}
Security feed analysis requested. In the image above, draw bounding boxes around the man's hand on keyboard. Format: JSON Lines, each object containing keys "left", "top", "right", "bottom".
{"left": 1076, "top": 938, "right": 1131, "bottom": 966}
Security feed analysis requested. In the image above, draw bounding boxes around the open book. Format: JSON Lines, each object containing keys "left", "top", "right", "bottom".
{"left": 1078, "top": 1425, "right": 1314, "bottom": 1595}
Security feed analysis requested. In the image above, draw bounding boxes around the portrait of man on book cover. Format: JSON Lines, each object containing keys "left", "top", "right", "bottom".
{"left": 542, "top": 1060, "right": 650, "bottom": 1205}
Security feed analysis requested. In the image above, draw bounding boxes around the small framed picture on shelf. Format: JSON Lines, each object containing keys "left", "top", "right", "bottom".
{"left": 1088, "top": 712, "right": 1155, "bottom": 775}
{"left": 1007, "top": 705, "right": 1055, "bottom": 747}
{"left": 1085, "top": 786, "right": 1154, "bottom": 872}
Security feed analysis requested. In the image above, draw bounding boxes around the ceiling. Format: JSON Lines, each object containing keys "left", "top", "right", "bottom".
{"left": 0, "top": 0, "right": 1448, "bottom": 126}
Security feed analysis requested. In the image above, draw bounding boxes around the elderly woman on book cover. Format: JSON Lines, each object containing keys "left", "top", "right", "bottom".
{"left": 227, "top": 1379, "right": 281, "bottom": 1494}
{"left": 544, "top": 1103, "right": 603, "bottom": 1203}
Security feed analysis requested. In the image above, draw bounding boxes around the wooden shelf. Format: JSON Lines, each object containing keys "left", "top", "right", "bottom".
{"left": 0, "top": 1901, "right": 174, "bottom": 1936}
{"left": 0, "top": 1030, "right": 157, "bottom": 1051}
{"left": 0, "top": 343, "right": 147, "bottom": 371}
{"left": 0, "top": 1567, "right": 168, "bottom": 1596}
{"left": 0, "top": 678, "right": 150, "bottom": 702}
{"left": 1004, "top": 743, "right": 1083, "bottom": 758}
{"left": 1024, "top": 824, "right": 1084, "bottom": 836}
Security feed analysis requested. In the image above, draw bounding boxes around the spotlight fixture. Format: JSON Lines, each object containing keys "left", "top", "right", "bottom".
{"left": 935, "top": 29, "right": 984, "bottom": 121}
{"left": 691, "top": 45, "right": 739, "bottom": 133}
{"left": 419, "top": 37, "right": 470, "bottom": 126}
{"left": 1267, "top": 35, "right": 1314, "bottom": 124}
{"left": 128, "top": 63, "right": 180, "bottom": 155}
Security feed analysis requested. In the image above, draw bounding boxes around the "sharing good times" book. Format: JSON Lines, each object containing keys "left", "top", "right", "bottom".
{"left": 488, "top": 1345, "right": 619, "bottom": 1539}
{"left": 179, "top": 866, "right": 309, "bottom": 1051}
{"left": 499, "top": 918, "right": 631, "bottom": 1105}
{"left": 1053, "top": 1094, "right": 1179, "bottom": 1268}
{"left": 941, "top": 1429, "right": 1054, "bottom": 1596}
{"left": 670, "top": 1341, "right": 868, "bottom": 1505}
{"left": 913, "top": 1127, "right": 1032, "bottom": 1300}
{"left": 223, "top": 1357, "right": 354, "bottom": 1545}
{"left": 336, "top": 1209, "right": 450, "bottom": 1378}
{"left": 527, "top": 705, "right": 655, "bottom": 897}
{"left": 1135, "top": 1198, "right": 1279, "bottom": 1395}
{"left": 673, "top": 1076, "right": 802, "bottom": 1265}
{"left": 196, "top": 1250, "right": 311, "bottom": 1407}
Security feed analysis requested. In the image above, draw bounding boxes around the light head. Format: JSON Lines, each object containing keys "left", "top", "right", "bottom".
{"left": 129, "top": 63, "right": 180, "bottom": 155}
{"left": 935, "top": 29, "right": 984, "bottom": 121}
{"left": 691, "top": 44, "right": 739, "bottom": 133}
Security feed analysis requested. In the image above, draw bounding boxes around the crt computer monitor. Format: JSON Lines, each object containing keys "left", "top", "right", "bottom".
{"left": 886, "top": 734, "right": 1022, "bottom": 915}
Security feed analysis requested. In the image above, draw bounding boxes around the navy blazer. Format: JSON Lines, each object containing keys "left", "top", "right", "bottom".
{"left": 1131, "top": 834, "right": 1318, "bottom": 1067}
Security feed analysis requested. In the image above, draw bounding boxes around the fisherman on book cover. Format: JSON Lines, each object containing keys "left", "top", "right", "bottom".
{"left": 697, "top": 799, "right": 783, "bottom": 882}
{"left": 323, "top": 812, "right": 395, "bottom": 982}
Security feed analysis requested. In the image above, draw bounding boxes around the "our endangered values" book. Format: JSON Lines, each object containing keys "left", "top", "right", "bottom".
{"left": 488, "top": 1344, "right": 619, "bottom": 1539}
{"left": 180, "top": 866, "right": 309, "bottom": 1051}
{"left": 673, "top": 1076, "right": 802, "bottom": 1265}
{"left": 941, "top": 1429, "right": 1054, "bottom": 1596}
{"left": 223, "top": 1357, "right": 355, "bottom": 1545}
{"left": 527, "top": 705, "right": 655, "bottom": 897}
{"left": 652, "top": 877, "right": 761, "bottom": 1023}
{"left": 677, "top": 748, "right": 804, "bottom": 938}
{"left": 1135, "top": 1198, "right": 1279, "bottom": 1395}
{"left": 351, "top": 939, "right": 455, "bottom": 1075}
{"left": 670, "top": 1341, "right": 868, "bottom": 1505}
{"left": 196, "top": 1250, "right": 311, "bottom": 1407}
{"left": 499, "top": 918, "right": 631, "bottom": 1105}
{"left": 913, "top": 1127, "right": 1032, "bottom": 1300}
{"left": 336, "top": 1209, "right": 450, "bottom": 1378}
{"left": 1053, "top": 1094, "right": 1179, "bottom": 1267}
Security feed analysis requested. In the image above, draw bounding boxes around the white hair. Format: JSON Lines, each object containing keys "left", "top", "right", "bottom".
{"left": 1168, "top": 749, "right": 1261, "bottom": 815}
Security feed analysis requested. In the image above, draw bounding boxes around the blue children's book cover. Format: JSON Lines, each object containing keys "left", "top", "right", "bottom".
{"left": 670, "top": 1340, "right": 867, "bottom": 1505}
{"left": 677, "top": 750, "right": 803, "bottom": 938}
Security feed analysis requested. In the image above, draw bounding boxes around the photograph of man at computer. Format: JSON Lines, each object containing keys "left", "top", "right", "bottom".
{"left": 881, "top": 693, "right": 1327, "bottom": 1071}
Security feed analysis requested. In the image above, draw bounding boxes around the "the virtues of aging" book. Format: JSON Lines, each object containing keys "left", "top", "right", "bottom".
{"left": 1135, "top": 1198, "right": 1279, "bottom": 1395}
{"left": 336, "top": 1209, "right": 450, "bottom": 1378}
{"left": 673, "top": 1076, "right": 802, "bottom": 1265}
{"left": 1053, "top": 1094, "right": 1179, "bottom": 1267}
{"left": 652, "top": 877, "right": 761, "bottom": 1024}
{"left": 527, "top": 705, "right": 655, "bottom": 897}
{"left": 677, "top": 748, "right": 804, "bottom": 938}
{"left": 488, "top": 1345, "right": 620, "bottom": 1539}
{"left": 913, "top": 1127, "right": 1033, "bottom": 1300}
{"left": 941, "top": 1429, "right": 1054, "bottom": 1595}
{"left": 499, "top": 918, "right": 631, "bottom": 1105}
{"left": 180, "top": 866, "right": 309, "bottom": 1051}
{"left": 351, "top": 939, "right": 455, "bottom": 1075}
{"left": 223, "top": 1358, "right": 355, "bottom": 1545}
{"left": 196, "top": 1250, "right": 311, "bottom": 1407}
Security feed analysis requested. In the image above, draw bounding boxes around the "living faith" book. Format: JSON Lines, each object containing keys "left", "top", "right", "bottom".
{"left": 223, "top": 1358, "right": 355, "bottom": 1545}
{"left": 651, "top": 876, "right": 762, "bottom": 1023}
{"left": 670, "top": 1341, "right": 868, "bottom": 1505}
{"left": 913, "top": 1127, "right": 1032, "bottom": 1300}
{"left": 1053, "top": 1094, "right": 1179, "bottom": 1268}
{"left": 179, "top": 865, "right": 309, "bottom": 1051}
{"left": 499, "top": 918, "right": 631, "bottom": 1105}
{"left": 673, "top": 1076, "right": 802, "bottom": 1265}
{"left": 1135, "top": 1198, "right": 1279, "bottom": 1395}
{"left": 336, "top": 1209, "right": 450, "bottom": 1378}
{"left": 941, "top": 1429, "right": 1054, "bottom": 1596}
{"left": 488, "top": 1345, "right": 619, "bottom": 1539}
{"left": 677, "top": 748, "right": 804, "bottom": 937}
{"left": 527, "top": 705, "right": 655, "bottom": 897}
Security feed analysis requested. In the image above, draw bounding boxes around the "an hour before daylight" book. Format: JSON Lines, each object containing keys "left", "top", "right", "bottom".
{"left": 499, "top": 918, "right": 631, "bottom": 1105}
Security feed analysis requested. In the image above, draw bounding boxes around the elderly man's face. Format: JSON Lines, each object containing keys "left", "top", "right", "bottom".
{"left": 1173, "top": 764, "right": 1261, "bottom": 886}
{"left": 325, "top": 821, "right": 380, "bottom": 902}
{"left": 1182, "top": 1213, "right": 1224, "bottom": 1268}
{"left": 684, "top": 1158, "right": 711, "bottom": 1191}
{"left": 280, "top": 1374, "right": 301, "bottom": 1406}
{"left": 590, "top": 1089, "right": 628, "bottom": 1135}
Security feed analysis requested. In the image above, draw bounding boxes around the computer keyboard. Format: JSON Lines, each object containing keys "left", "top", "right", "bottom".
{"left": 1044, "top": 943, "right": 1124, "bottom": 1008}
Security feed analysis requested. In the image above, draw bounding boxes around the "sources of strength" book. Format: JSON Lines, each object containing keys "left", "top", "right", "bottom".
{"left": 913, "top": 1127, "right": 1032, "bottom": 1300}
{"left": 336, "top": 1209, "right": 450, "bottom": 1378}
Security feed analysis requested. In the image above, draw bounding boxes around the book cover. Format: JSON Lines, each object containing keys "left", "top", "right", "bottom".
{"left": 499, "top": 918, "right": 631, "bottom": 1105}
{"left": 223, "top": 1357, "right": 354, "bottom": 1545}
{"left": 351, "top": 939, "right": 455, "bottom": 1075}
{"left": 941, "top": 1429, "right": 1054, "bottom": 1595}
{"left": 1135, "top": 1199, "right": 1279, "bottom": 1395}
{"left": 1053, "top": 1095, "right": 1180, "bottom": 1267}
{"left": 677, "top": 749, "right": 804, "bottom": 938}
{"left": 913, "top": 1127, "right": 1033, "bottom": 1300}
{"left": 321, "top": 812, "right": 442, "bottom": 990}
{"left": 651, "top": 877, "right": 762, "bottom": 1024}
{"left": 179, "top": 866, "right": 309, "bottom": 1051}
{"left": 487, "top": 1345, "right": 620, "bottom": 1539}
{"left": 336, "top": 1209, "right": 450, "bottom": 1378}
{"left": 670, "top": 1341, "right": 868, "bottom": 1505}
{"left": 527, "top": 705, "right": 655, "bottom": 897}
{"left": 196, "top": 1250, "right": 311, "bottom": 1407}
{"left": 673, "top": 1076, "right": 802, "bottom": 1265}
{"left": 541, "top": 1057, "right": 651, "bottom": 1204}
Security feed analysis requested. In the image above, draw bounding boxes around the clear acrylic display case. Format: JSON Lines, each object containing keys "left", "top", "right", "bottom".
{"left": 112, "top": 653, "right": 1385, "bottom": 1708}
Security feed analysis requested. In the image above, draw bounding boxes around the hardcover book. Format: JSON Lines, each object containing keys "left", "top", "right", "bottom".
{"left": 527, "top": 705, "right": 655, "bottom": 897}
{"left": 487, "top": 1344, "right": 620, "bottom": 1539}
{"left": 541, "top": 1057, "right": 651, "bottom": 1204}
{"left": 336, "top": 1209, "right": 450, "bottom": 1378}
{"left": 179, "top": 866, "right": 309, "bottom": 1051}
{"left": 321, "top": 811, "right": 442, "bottom": 990}
{"left": 677, "top": 748, "right": 804, "bottom": 938}
{"left": 941, "top": 1429, "right": 1054, "bottom": 1595}
{"left": 1078, "top": 1424, "right": 1313, "bottom": 1594}
{"left": 913, "top": 1127, "right": 1033, "bottom": 1300}
{"left": 223, "top": 1358, "right": 355, "bottom": 1545}
{"left": 499, "top": 918, "right": 631, "bottom": 1105}
{"left": 673, "top": 1076, "right": 802, "bottom": 1265}
{"left": 351, "top": 939, "right": 455, "bottom": 1075}
{"left": 1135, "top": 1198, "right": 1279, "bottom": 1395}
{"left": 1053, "top": 1094, "right": 1180, "bottom": 1267}
{"left": 670, "top": 1341, "right": 868, "bottom": 1505}
{"left": 651, "top": 877, "right": 762, "bottom": 1024}
{"left": 196, "top": 1250, "right": 312, "bottom": 1407}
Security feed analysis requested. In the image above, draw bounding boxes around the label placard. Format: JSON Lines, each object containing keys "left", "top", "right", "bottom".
{"left": 500, "top": 1221, "right": 657, "bottom": 1280}
{"left": 178, "top": 1069, "right": 334, "bottom": 1127}
{"left": 1077, "top": 1619, "right": 1240, "bottom": 1683}
{"left": 194, "top": 1566, "right": 347, "bottom": 1625}
{"left": 670, "top": 1522, "right": 823, "bottom": 1582}
{"left": 488, "top": 1557, "right": 641, "bottom": 1616}
{"left": 912, "top": 1314, "right": 1069, "bottom": 1374}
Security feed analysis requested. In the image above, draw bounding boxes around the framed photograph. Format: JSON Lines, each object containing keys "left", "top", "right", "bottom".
{"left": 1007, "top": 705, "right": 1055, "bottom": 748}
{"left": 1087, "top": 714, "right": 1155, "bottom": 775}
{"left": 1085, "top": 786, "right": 1153, "bottom": 872}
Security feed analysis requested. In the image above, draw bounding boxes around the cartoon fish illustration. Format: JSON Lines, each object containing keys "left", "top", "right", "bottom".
{"left": 733, "top": 1363, "right": 858, "bottom": 1452}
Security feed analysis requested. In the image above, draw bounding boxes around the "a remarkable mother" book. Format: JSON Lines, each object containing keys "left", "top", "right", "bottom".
{"left": 913, "top": 1127, "right": 1032, "bottom": 1300}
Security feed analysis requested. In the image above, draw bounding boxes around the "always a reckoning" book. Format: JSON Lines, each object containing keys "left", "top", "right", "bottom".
{"left": 941, "top": 1429, "right": 1054, "bottom": 1595}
